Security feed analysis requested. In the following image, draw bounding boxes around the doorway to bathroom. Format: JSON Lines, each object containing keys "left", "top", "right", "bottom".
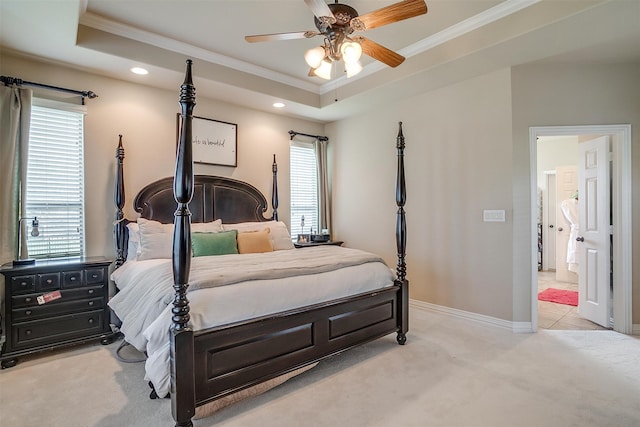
{"left": 529, "top": 125, "right": 632, "bottom": 334}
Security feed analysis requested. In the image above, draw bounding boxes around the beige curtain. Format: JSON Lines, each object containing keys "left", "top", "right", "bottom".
{"left": 314, "top": 138, "right": 331, "bottom": 234}
{"left": 0, "top": 85, "right": 32, "bottom": 306}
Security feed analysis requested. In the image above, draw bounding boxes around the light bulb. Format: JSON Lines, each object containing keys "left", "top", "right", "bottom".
{"left": 340, "top": 41, "right": 362, "bottom": 64}
{"left": 313, "top": 60, "right": 333, "bottom": 80}
{"left": 345, "top": 61, "right": 362, "bottom": 78}
{"left": 304, "top": 46, "right": 326, "bottom": 69}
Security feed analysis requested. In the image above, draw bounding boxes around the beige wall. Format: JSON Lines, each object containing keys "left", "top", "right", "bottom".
{"left": 327, "top": 69, "right": 515, "bottom": 321}
{"left": 511, "top": 62, "right": 640, "bottom": 324}
{"left": 1, "top": 54, "right": 323, "bottom": 259}
{"left": 4, "top": 53, "right": 638, "bottom": 327}
{"left": 329, "top": 62, "right": 639, "bottom": 326}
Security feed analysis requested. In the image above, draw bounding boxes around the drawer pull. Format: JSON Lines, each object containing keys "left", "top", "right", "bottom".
{"left": 25, "top": 330, "right": 32, "bottom": 336}
{"left": 91, "top": 273, "right": 98, "bottom": 279}
{"left": 88, "top": 301, "right": 94, "bottom": 307}
{"left": 70, "top": 276, "right": 77, "bottom": 281}
{"left": 25, "top": 310, "right": 32, "bottom": 316}
{"left": 25, "top": 297, "right": 32, "bottom": 303}
{"left": 21, "top": 281, "right": 28, "bottom": 286}
{"left": 46, "top": 279, "right": 53, "bottom": 284}
{"left": 88, "top": 289, "right": 94, "bottom": 295}
{"left": 88, "top": 318, "right": 94, "bottom": 324}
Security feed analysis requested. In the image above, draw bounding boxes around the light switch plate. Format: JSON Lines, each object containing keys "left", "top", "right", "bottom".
{"left": 483, "top": 209, "right": 506, "bottom": 222}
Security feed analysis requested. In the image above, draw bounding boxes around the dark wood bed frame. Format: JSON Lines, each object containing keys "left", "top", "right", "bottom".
{"left": 113, "top": 60, "right": 408, "bottom": 427}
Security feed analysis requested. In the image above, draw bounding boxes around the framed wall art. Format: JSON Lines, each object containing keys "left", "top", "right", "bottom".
{"left": 177, "top": 114, "right": 237, "bottom": 167}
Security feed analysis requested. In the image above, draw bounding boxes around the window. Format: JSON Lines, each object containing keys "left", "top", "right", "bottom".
{"left": 25, "top": 100, "right": 86, "bottom": 258}
{"left": 290, "top": 140, "right": 318, "bottom": 239}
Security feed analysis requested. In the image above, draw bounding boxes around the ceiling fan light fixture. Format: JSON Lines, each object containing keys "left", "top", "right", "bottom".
{"left": 313, "top": 60, "right": 333, "bottom": 80}
{"left": 304, "top": 46, "right": 326, "bottom": 68}
{"left": 345, "top": 61, "right": 363, "bottom": 78}
{"left": 340, "top": 40, "right": 362, "bottom": 64}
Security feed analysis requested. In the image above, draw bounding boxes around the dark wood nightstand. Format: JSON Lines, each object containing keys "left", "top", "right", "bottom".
{"left": 294, "top": 240, "right": 344, "bottom": 248}
{"left": 0, "top": 256, "right": 115, "bottom": 368}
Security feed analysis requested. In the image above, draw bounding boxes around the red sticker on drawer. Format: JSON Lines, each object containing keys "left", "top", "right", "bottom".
{"left": 37, "top": 290, "right": 62, "bottom": 305}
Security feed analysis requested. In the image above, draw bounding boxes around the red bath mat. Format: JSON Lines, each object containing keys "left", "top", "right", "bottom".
{"left": 538, "top": 288, "right": 578, "bottom": 306}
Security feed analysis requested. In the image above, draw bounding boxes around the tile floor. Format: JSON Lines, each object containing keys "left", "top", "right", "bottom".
{"left": 537, "top": 270, "right": 608, "bottom": 330}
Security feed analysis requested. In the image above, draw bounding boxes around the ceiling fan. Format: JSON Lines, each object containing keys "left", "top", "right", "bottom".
{"left": 245, "top": 0, "right": 428, "bottom": 79}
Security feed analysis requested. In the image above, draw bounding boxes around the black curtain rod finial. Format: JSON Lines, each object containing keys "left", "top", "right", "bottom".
{"left": 0, "top": 75, "right": 98, "bottom": 100}
{"left": 289, "top": 129, "right": 329, "bottom": 142}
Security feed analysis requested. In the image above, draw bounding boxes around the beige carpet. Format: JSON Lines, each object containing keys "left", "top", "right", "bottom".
{"left": 1, "top": 307, "right": 639, "bottom": 427}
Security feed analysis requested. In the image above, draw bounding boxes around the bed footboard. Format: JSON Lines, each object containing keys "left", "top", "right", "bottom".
{"left": 192, "top": 286, "right": 400, "bottom": 404}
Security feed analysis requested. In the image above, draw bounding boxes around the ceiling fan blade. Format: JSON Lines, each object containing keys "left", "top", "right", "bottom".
{"left": 353, "top": 36, "right": 405, "bottom": 68}
{"left": 245, "top": 31, "right": 319, "bottom": 43}
{"left": 352, "top": 0, "right": 428, "bottom": 31}
{"left": 304, "top": 0, "right": 336, "bottom": 24}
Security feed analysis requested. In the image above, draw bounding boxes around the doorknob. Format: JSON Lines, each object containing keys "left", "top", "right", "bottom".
{"left": 557, "top": 227, "right": 563, "bottom": 232}
{"left": 549, "top": 224, "right": 554, "bottom": 228}
{"left": 576, "top": 236, "right": 584, "bottom": 242}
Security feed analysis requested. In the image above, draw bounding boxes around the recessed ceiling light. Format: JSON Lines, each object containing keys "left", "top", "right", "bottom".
{"left": 130, "top": 67, "right": 149, "bottom": 75}
{"left": 273, "top": 102, "right": 285, "bottom": 108}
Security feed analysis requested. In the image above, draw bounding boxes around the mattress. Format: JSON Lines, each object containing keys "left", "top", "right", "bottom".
{"left": 109, "top": 245, "right": 395, "bottom": 397}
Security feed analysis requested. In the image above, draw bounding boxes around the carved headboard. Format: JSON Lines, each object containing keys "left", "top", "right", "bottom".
{"left": 133, "top": 175, "right": 272, "bottom": 224}
{"left": 113, "top": 135, "right": 279, "bottom": 268}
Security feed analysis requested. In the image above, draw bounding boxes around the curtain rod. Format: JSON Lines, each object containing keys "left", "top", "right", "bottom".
{"left": 0, "top": 76, "right": 98, "bottom": 105}
{"left": 289, "top": 130, "right": 328, "bottom": 142}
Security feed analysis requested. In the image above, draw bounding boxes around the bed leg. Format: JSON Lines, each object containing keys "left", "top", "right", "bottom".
{"left": 171, "top": 328, "right": 195, "bottom": 427}
{"left": 397, "top": 332, "right": 407, "bottom": 345}
{"left": 396, "top": 278, "right": 409, "bottom": 345}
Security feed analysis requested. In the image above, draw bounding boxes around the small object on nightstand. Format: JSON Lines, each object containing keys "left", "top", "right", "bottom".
{"left": 0, "top": 256, "right": 116, "bottom": 368}
{"left": 13, "top": 217, "right": 40, "bottom": 266}
{"left": 294, "top": 240, "right": 343, "bottom": 248}
{"left": 297, "top": 233, "right": 310, "bottom": 244}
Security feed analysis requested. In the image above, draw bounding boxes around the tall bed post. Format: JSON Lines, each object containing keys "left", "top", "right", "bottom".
{"left": 114, "top": 135, "right": 126, "bottom": 268}
{"left": 171, "top": 59, "right": 196, "bottom": 427}
{"left": 272, "top": 154, "right": 279, "bottom": 221}
{"left": 395, "top": 122, "right": 408, "bottom": 345}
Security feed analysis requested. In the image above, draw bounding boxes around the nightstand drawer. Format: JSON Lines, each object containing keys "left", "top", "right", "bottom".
{"left": 85, "top": 268, "right": 104, "bottom": 285}
{"left": 11, "top": 275, "right": 36, "bottom": 294}
{"left": 12, "top": 297, "right": 105, "bottom": 321}
{"left": 11, "top": 285, "right": 105, "bottom": 308}
{"left": 38, "top": 273, "right": 60, "bottom": 291}
{"left": 12, "top": 310, "right": 106, "bottom": 349}
{"left": 62, "top": 270, "right": 84, "bottom": 288}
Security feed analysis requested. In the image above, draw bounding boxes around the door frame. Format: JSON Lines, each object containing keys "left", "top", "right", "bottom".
{"left": 529, "top": 124, "right": 632, "bottom": 334}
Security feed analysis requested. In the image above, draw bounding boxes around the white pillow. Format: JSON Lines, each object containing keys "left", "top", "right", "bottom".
{"left": 222, "top": 221, "right": 294, "bottom": 251}
{"left": 137, "top": 218, "right": 223, "bottom": 260}
{"left": 126, "top": 222, "right": 140, "bottom": 261}
{"left": 192, "top": 220, "right": 224, "bottom": 233}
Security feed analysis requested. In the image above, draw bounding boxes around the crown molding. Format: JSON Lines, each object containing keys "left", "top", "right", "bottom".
{"left": 80, "top": 0, "right": 539, "bottom": 96}
{"left": 79, "top": 11, "right": 321, "bottom": 94}
{"left": 322, "top": 0, "right": 540, "bottom": 94}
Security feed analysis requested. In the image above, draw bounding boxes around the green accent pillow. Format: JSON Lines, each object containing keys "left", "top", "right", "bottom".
{"left": 191, "top": 230, "right": 238, "bottom": 257}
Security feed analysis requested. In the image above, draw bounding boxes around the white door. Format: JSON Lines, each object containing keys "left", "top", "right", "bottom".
{"left": 555, "top": 166, "right": 578, "bottom": 283}
{"left": 543, "top": 172, "right": 556, "bottom": 270}
{"left": 577, "top": 136, "right": 611, "bottom": 327}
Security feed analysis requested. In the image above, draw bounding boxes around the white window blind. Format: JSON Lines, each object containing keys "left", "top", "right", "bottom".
{"left": 290, "top": 140, "right": 318, "bottom": 240}
{"left": 25, "top": 100, "right": 86, "bottom": 258}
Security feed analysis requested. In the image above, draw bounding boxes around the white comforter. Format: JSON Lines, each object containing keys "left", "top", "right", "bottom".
{"left": 109, "top": 246, "right": 395, "bottom": 397}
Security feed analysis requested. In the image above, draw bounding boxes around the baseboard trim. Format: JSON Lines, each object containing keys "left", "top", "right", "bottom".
{"left": 632, "top": 324, "right": 640, "bottom": 336}
{"left": 410, "top": 299, "right": 534, "bottom": 333}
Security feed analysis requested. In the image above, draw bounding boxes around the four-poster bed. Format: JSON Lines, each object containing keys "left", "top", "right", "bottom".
{"left": 110, "top": 60, "right": 408, "bottom": 427}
